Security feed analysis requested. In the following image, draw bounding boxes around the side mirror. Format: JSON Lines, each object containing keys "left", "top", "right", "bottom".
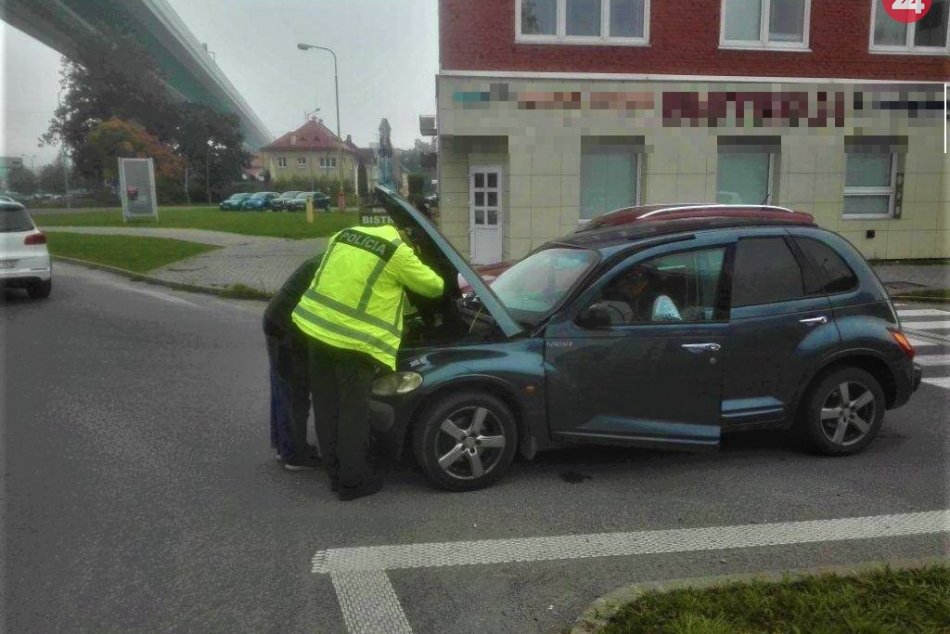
{"left": 577, "top": 303, "right": 612, "bottom": 329}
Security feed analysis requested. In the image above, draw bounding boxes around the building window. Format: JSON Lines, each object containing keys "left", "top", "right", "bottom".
{"left": 277, "top": 157, "right": 287, "bottom": 168}
{"left": 319, "top": 157, "right": 337, "bottom": 169}
{"left": 842, "top": 137, "right": 905, "bottom": 218}
{"left": 517, "top": 0, "right": 649, "bottom": 44}
{"left": 871, "top": 0, "right": 950, "bottom": 53}
{"left": 581, "top": 137, "right": 642, "bottom": 220}
{"left": 297, "top": 157, "right": 307, "bottom": 168}
{"left": 716, "top": 137, "right": 779, "bottom": 205}
{"left": 720, "top": 0, "right": 810, "bottom": 49}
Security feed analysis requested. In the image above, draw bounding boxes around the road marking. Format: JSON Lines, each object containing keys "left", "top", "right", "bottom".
{"left": 922, "top": 377, "right": 950, "bottom": 389}
{"left": 331, "top": 570, "right": 412, "bottom": 634}
{"left": 313, "top": 510, "right": 949, "bottom": 633}
{"left": 908, "top": 336, "right": 941, "bottom": 348}
{"left": 899, "top": 309, "right": 949, "bottom": 318}
{"left": 901, "top": 321, "right": 950, "bottom": 331}
{"left": 914, "top": 354, "right": 950, "bottom": 367}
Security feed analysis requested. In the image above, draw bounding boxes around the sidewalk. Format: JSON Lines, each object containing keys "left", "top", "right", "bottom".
{"left": 42, "top": 226, "right": 949, "bottom": 299}
{"left": 43, "top": 226, "right": 327, "bottom": 295}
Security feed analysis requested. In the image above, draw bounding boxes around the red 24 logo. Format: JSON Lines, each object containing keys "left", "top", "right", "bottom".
{"left": 884, "top": 0, "right": 933, "bottom": 23}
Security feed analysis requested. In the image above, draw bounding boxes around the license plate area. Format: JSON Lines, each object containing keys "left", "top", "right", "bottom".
{"left": 0, "top": 260, "right": 17, "bottom": 269}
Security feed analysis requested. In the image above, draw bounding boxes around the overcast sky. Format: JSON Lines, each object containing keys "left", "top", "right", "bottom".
{"left": 0, "top": 0, "right": 439, "bottom": 168}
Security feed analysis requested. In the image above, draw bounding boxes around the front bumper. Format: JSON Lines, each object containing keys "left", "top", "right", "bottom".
{"left": 912, "top": 363, "right": 922, "bottom": 392}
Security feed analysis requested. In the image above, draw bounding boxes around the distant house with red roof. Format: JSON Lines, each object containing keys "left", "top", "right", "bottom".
{"left": 259, "top": 118, "right": 358, "bottom": 188}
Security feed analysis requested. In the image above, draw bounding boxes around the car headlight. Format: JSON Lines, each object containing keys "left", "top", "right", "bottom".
{"left": 371, "top": 371, "right": 423, "bottom": 396}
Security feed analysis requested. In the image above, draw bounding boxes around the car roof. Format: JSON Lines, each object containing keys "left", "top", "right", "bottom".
{"left": 560, "top": 203, "right": 816, "bottom": 250}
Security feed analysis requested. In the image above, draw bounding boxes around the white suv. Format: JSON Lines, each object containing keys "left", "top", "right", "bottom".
{"left": 0, "top": 202, "right": 51, "bottom": 298}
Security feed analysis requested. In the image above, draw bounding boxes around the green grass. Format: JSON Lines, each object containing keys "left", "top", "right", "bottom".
{"left": 36, "top": 206, "right": 359, "bottom": 240}
{"left": 47, "top": 232, "right": 219, "bottom": 273}
{"left": 219, "top": 283, "right": 273, "bottom": 301}
{"left": 600, "top": 565, "right": 950, "bottom": 634}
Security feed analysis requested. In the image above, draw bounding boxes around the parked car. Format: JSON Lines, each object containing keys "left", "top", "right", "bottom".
{"left": 0, "top": 195, "right": 24, "bottom": 208}
{"left": 287, "top": 191, "right": 330, "bottom": 212}
{"left": 271, "top": 191, "right": 302, "bottom": 212}
{"left": 241, "top": 191, "right": 280, "bottom": 211}
{"left": 368, "top": 187, "right": 922, "bottom": 492}
{"left": 0, "top": 202, "right": 52, "bottom": 298}
{"left": 219, "top": 192, "right": 252, "bottom": 210}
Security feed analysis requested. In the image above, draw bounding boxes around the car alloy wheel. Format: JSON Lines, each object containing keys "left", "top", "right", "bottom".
{"left": 799, "top": 366, "right": 884, "bottom": 456}
{"left": 413, "top": 390, "right": 518, "bottom": 491}
{"left": 435, "top": 406, "right": 507, "bottom": 481}
{"left": 819, "top": 381, "right": 876, "bottom": 447}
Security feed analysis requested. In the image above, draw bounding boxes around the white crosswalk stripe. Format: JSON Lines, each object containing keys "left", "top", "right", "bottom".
{"left": 901, "top": 321, "right": 950, "bottom": 331}
{"left": 914, "top": 354, "right": 950, "bottom": 367}
{"left": 908, "top": 336, "right": 940, "bottom": 348}
{"left": 922, "top": 377, "right": 950, "bottom": 390}
{"left": 898, "top": 309, "right": 950, "bottom": 318}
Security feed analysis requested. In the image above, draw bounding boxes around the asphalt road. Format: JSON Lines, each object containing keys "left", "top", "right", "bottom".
{"left": 3, "top": 263, "right": 948, "bottom": 634}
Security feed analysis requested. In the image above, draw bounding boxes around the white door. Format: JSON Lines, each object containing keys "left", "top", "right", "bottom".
{"left": 469, "top": 166, "right": 503, "bottom": 265}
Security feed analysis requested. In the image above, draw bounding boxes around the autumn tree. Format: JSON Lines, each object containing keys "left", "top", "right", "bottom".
{"left": 87, "top": 118, "right": 184, "bottom": 199}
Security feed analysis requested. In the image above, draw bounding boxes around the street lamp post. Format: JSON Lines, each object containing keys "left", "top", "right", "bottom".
{"left": 297, "top": 42, "right": 345, "bottom": 211}
{"left": 57, "top": 88, "right": 71, "bottom": 209}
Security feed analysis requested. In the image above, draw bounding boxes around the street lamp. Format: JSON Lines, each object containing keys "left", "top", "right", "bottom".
{"left": 297, "top": 42, "right": 345, "bottom": 210}
{"left": 57, "top": 88, "right": 71, "bottom": 209}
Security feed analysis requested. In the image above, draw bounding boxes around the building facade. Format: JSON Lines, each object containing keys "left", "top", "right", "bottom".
{"left": 437, "top": 0, "right": 949, "bottom": 264}
{"left": 260, "top": 118, "right": 358, "bottom": 189}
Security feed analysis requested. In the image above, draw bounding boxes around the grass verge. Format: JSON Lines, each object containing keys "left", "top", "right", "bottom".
{"left": 220, "top": 283, "right": 273, "bottom": 301}
{"left": 599, "top": 565, "right": 950, "bottom": 634}
{"left": 35, "top": 206, "right": 358, "bottom": 240}
{"left": 46, "top": 232, "right": 218, "bottom": 273}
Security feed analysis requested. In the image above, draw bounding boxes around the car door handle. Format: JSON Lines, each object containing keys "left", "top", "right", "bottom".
{"left": 799, "top": 316, "right": 829, "bottom": 326}
{"left": 681, "top": 343, "right": 721, "bottom": 353}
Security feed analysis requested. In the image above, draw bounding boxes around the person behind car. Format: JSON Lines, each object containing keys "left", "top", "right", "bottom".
{"left": 292, "top": 225, "right": 443, "bottom": 501}
{"left": 264, "top": 255, "right": 323, "bottom": 470}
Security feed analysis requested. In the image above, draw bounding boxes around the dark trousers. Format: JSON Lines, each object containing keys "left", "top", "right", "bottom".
{"left": 307, "top": 339, "right": 381, "bottom": 491}
{"left": 266, "top": 332, "right": 311, "bottom": 461}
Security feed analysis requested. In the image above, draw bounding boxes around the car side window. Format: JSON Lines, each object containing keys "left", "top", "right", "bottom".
{"left": 795, "top": 237, "right": 859, "bottom": 294}
{"left": 732, "top": 237, "right": 807, "bottom": 308}
{"left": 597, "top": 248, "right": 726, "bottom": 325}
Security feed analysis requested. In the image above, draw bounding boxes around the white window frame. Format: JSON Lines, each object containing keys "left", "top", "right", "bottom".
{"left": 716, "top": 146, "right": 777, "bottom": 205}
{"left": 277, "top": 157, "right": 287, "bottom": 168}
{"left": 719, "top": 0, "right": 812, "bottom": 51}
{"left": 319, "top": 157, "right": 338, "bottom": 169}
{"left": 869, "top": 0, "right": 950, "bottom": 55}
{"left": 579, "top": 142, "right": 643, "bottom": 223}
{"left": 296, "top": 156, "right": 307, "bottom": 168}
{"left": 515, "top": 0, "right": 650, "bottom": 46}
{"left": 842, "top": 152, "right": 898, "bottom": 219}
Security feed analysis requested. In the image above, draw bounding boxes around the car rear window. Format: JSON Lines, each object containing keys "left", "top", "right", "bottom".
{"left": 0, "top": 207, "right": 34, "bottom": 232}
{"left": 795, "top": 237, "right": 859, "bottom": 294}
{"left": 732, "top": 237, "right": 807, "bottom": 307}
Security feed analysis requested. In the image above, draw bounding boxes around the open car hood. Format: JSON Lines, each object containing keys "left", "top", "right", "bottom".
{"left": 374, "top": 186, "right": 523, "bottom": 338}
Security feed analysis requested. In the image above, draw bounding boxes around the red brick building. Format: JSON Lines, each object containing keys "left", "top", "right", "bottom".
{"left": 436, "top": 0, "right": 949, "bottom": 263}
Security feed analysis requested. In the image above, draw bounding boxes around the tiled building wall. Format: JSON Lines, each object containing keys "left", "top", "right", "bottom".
{"left": 438, "top": 76, "right": 948, "bottom": 262}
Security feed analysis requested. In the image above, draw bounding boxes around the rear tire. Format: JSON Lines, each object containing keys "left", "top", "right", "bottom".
{"left": 797, "top": 366, "right": 885, "bottom": 456}
{"left": 412, "top": 390, "right": 518, "bottom": 491}
{"left": 28, "top": 279, "right": 51, "bottom": 299}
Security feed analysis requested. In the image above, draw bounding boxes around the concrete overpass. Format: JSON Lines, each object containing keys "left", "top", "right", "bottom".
{"left": 1, "top": 0, "right": 272, "bottom": 149}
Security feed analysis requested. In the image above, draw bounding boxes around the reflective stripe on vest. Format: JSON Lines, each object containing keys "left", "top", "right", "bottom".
{"left": 293, "top": 303, "right": 398, "bottom": 358}
{"left": 299, "top": 288, "right": 401, "bottom": 338}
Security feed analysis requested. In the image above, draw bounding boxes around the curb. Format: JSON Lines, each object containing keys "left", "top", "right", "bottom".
{"left": 52, "top": 256, "right": 272, "bottom": 301}
{"left": 567, "top": 556, "right": 948, "bottom": 634}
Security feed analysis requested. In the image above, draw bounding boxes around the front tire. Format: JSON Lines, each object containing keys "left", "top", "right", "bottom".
{"left": 412, "top": 391, "right": 518, "bottom": 491}
{"left": 798, "top": 367, "right": 885, "bottom": 456}
{"left": 28, "top": 279, "right": 51, "bottom": 299}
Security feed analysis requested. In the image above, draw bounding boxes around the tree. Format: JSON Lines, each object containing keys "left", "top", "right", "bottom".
{"left": 42, "top": 30, "right": 175, "bottom": 181}
{"left": 87, "top": 118, "right": 184, "bottom": 200}
{"left": 172, "top": 103, "right": 250, "bottom": 202}
{"left": 38, "top": 159, "right": 71, "bottom": 194}
{"left": 7, "top": 167, "right": 37, "bottom": 194}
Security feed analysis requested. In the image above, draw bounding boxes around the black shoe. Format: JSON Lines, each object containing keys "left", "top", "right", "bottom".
{"left": 283, "top": 454, "right": 323, "bottom": 471}
{"left": 337, "top": 480, "right": 383, "bottom": 501}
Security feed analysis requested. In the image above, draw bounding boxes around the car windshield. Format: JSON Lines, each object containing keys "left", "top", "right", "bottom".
{"left": 296, "top": 192, "right": 314, "bottom": 199}
{"left": 490, "top": 247, "right": 598, "bottom": 323}
{"left": 0, "top": 207, "right": 35, "bottom": 232}
{"left": 249, "top": 192, "right": 268, "bottom": 199}
{"left": 281, "top": 191, "right": 300, "bottom": 198}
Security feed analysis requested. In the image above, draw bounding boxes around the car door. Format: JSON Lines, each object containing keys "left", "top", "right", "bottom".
{"left": 721, "top": 230, "right": 838, "bottom": 430}
{"left": 544, "top": 241, "right": 731, "bottom": 450}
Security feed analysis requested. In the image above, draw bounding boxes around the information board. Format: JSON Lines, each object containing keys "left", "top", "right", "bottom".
{"left": 118, "top": 157, "right": 158, "bottom": 222}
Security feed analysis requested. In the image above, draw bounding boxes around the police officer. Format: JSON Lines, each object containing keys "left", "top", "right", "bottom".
{"left": 292, "top": 224, "right": 443, "bottom": 500}
{"left": 264, "top": 255, "right": 323, "bottom": 469}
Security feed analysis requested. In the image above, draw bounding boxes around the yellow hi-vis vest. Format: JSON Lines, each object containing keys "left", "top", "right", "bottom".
{"left": 292, "top": 225, "right": 444, "bottom": 370}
